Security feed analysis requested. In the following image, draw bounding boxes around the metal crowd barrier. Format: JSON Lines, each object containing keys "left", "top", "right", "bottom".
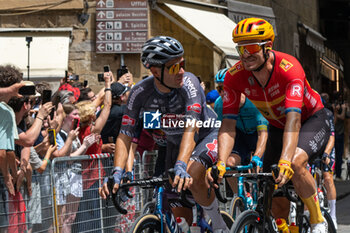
{"left": 0, "top": 150, "right": 234, "bottom": 232}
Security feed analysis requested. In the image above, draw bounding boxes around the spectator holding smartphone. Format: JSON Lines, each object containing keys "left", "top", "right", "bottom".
{"left": 73, "top": 68, "right": 112, "bottom": 232}
{"left": 54, "top": 103, "right": 99, "bottom": 232}
{"left": 0, "top": 65, "right": 24, "bottom": 197}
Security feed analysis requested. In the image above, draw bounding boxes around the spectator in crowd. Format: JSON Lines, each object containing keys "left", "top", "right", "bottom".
{"left": 117, "top": 66, "right": 134, "bottom": 87}
{"left": 100, "top": 82, "right": 130, "bottom": 153}
{"left": 0, "top": 65, "right": 24, "bottom": 197}
{"left": 73, "top": 70, "right": 112, "bottom": 233}
{"left": 78, "top": 87, "right": 97, "bottom": 102}
{"left": 206, "top": 89, "right": 220, "bottom": 109}
{"left": 55, "top": 103, "right": 99, "bottom": 233}
{"left": 332, "top": 93, "right": 348, "bottom": 180}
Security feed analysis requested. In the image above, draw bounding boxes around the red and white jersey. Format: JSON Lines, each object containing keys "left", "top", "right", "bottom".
{"left": 223, "top": 50, "right": 323, "bottom": 129}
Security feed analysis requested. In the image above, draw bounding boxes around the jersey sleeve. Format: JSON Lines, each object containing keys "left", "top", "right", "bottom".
{"left": 255, "top": 107, "right": 269, "bottom": 131}
{"left": 119, "top": 85, "right": 144, "bottom": 138}
{"left": 282, "top": 59, "right": 305, "bottom": 114}
{"left": 222, "top": 72, "right": 241, "bottom": 120}
{"left": 182, "top": 73, "right": 205, "bottom": 121}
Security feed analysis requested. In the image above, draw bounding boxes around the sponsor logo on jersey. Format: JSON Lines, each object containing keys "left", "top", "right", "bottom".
{"left": 206, "top": 139, "right": 218, "bottom": 163}
{"left": 228, "top": 63, "right": 244, "bottom": 76}
{"left": 143, "top": 110, "right": 161, "bottom": 129}
{"left": 183, "top": 76, "right": 197, "bottom": 98}
{"left": 279, "top": 59, "right": 294, "bottom": 72}
{"left": 127, "top": 86, "right": 144, "bottom": 110}
{"left": 122, "top": 115, "right": 136, "bottom": 126}
{"left": 290, "top": 84, "right": 302, "bottom": 97}
{"left": 187, "top": 103, "right": 201, "bottom": 113}
{"left": 244, "top": 88, "right": 251, "bottom": 96}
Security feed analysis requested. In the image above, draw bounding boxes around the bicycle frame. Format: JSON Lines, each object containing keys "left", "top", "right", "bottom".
{"left": 227, "top": 164, "right": 259, "bottom": 209}
{"left": 111, "top": 175, "right": 213, "bottom": 233}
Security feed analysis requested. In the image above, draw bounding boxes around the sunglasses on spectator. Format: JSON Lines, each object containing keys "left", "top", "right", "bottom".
{"left": 236, "top": 41, "right": 268, "bottom": 56}
{"left": 166, "top": 59, "right": 185, "bottom": 75}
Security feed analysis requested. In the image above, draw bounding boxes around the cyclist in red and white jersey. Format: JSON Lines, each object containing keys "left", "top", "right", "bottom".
{"left": 209, "top": 18, "right": 330, "bottom": 233}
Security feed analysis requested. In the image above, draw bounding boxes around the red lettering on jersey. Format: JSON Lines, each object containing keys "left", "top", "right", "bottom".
{"left": 122, "top": 115, "right": 135, "bottom": 126}
{"left": 187, "top": 103, "right": 201, "bottom": 113}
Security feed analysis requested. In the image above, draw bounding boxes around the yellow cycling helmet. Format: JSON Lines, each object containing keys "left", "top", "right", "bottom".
{"left": 232, "top": 18, "right": 275, "bottom": 43}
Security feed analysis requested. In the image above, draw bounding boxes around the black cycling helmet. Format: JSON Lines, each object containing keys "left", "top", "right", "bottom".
{"left": 141, "top": 36, "right": 184, "bottom": 69}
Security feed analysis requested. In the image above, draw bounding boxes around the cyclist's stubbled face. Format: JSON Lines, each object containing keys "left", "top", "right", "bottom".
{"left": 163, "top": 57, "right": 185, "bottom": 88}
{"left": 238, "top": 40, "right": 266, "bottom": 71}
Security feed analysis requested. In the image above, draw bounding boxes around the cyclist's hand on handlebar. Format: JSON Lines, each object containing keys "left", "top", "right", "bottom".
{"left": 98, "top": 167, "right": 123, "bottom": 199}
{"left": 206, "top": 161, "right": 226, "bottom": 189}
{"left": 322, "top": 152, "right": 330, "bottom": 165}
{"left": 275, "top": 159, "right": 294, "bottom": 187}
{"left": 173, "top": 160, "right": 192, "bottom": 193}
{"left": 250, "top": 155, "right": 263, "bottom": 173}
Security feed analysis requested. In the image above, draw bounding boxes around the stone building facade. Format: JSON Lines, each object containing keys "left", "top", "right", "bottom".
{"left": 0, "top": 0, "right": 338, "bottom": 94}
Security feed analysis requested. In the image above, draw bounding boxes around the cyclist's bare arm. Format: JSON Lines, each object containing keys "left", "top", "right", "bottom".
{"left": 125, "top": 142, "right": 137, "bottom": 172}
{"left": 99, "top": 133, "right": 132, "bottom": 199}
{"left": 173, "top": 124, "right": 198, "bottom": 192}
{"left": 207, "top": 118, "right": 237, "bottom": 188}
{"left": 252, "top": 129, "right": 268, "bottom": 172}
{"left": 254, "top": 129, "right": 268, "bottom": 158}
{"left": 276, "top": 111, "right": 301, "bottom": 186}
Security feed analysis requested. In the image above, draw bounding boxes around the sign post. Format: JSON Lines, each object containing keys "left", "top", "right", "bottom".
{"left": 96, "top": 0, "right": 148, "bottom": 53}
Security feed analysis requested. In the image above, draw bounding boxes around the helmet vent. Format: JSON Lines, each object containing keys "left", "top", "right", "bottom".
{"left": 247, "top": 24, "right": 253, "bottom": 33}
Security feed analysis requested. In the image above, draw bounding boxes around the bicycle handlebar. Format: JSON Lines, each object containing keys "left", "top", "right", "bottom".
{"left": 108, "top": 168, "right": 195, "bottom": 214}
{"left": 226, "top": 163, "right": 253, "bottom": 172}
{"left": 271, "top": 164, "right": 299, "bottom": 203}
{"left": 211, "top": 165, "right": 228, "bottom": 203}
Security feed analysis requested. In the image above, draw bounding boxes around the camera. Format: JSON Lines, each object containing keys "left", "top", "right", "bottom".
{"left": 68, "top": 74, "right": 79, "bottom": 81}
{"left": 48, "top": 128, "right": 56, "bottom": 146}
{"left": 42, "top": 90, "right": 52, "bottom": 104}
{"left": 73, "top": 118, "right": 80, "bottom": 130}
{"left": 98, "top": 65, "right": 111, "bottom": 82}
{"left": 19, "top": 85, "right": 36, "bottom": 96}
{"left": 117, "top": 65, "right": 128, "bottom": 79}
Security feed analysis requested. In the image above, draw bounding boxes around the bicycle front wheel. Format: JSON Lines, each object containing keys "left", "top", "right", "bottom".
{"left": 129, "top": 214, "right": 163, "bottom": 233}
{"left": 230, "top": 210, "right": 264, "bottom": 233}
{"left": 207, "top": 210, "right": 234, "bottom": 230}
{"left": 229, "top": 196, "right": 245, "bottom": 220}
{"left": 322, "top": 208, "right": 336, "bottom": 233}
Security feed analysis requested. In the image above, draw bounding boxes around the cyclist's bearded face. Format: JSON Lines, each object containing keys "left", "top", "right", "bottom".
{"left": 164, "top": 57, "right": 185, "bottom": 88}
{"left": 237, "top": 40, "right": 266, "bottom": 71}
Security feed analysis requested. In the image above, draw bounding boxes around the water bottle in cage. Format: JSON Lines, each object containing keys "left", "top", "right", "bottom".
{"left": 246, "top": 192, "right": 253, "bottom": 209}
{"left": 317, "top": 187, "right": 324, "bottom": 208}
{"left": 289, "top": 201, "right": 297, "bottom": 225}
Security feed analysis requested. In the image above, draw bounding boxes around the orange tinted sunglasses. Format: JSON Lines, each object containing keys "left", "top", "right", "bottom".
{"left": 236, "top": 42, "right": 268, "bottom": 56}
{"left": 166, "top": 59, "right": 185, "bottom": 75}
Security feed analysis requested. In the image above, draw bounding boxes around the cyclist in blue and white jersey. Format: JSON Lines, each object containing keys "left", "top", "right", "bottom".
{"left": 99, "top": 36, "right": 229, "bottom": 232}
{"left": 213, "top": 69, "right": 268, "bottom": 173}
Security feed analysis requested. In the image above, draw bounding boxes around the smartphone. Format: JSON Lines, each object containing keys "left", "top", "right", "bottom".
{"left": 19, "top": 85, "right": 36, "bottom": 96}
{"left": 48, "top": 128, "right": 56, "bottom": 146}
{"left": 104, "top": 65, "right": 110, "bottom": 72}
{"left": 83, "top": 80, "right": 88, "bottom": 87}
{"left": 72, "top": 118, "right": 80, "bottom": 130}
{"left": 42, "top": 90, "right": 52, "bottom": 104}
{"left": 98, "top": 73, "right": 104, "bottom": 82}
{"left": 117, "top": 66, "right": 128, "bottom": 78}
